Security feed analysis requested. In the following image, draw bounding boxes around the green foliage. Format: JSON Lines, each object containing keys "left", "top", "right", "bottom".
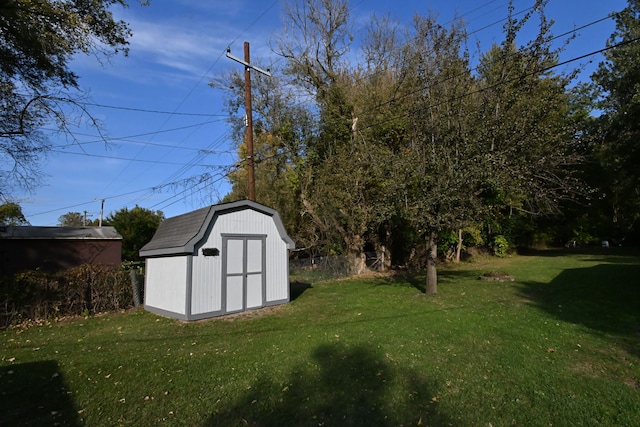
{"left": 0, "top": 0, "right": 132, "bottom": 194}
{"left": 590, "top": 0, "right": 640, "bottom": 243}
{"left": 439, "top": 230, "right": 461, "bottom": 255}
{"left": 492, "top": 234, "right": 510, "bottom": 257}
{"left": 0, "top": 264, "right": 134, "bottom": 327}
{"left": 57, "top": 211, "right": 99, "bottom": 227}
{"left": 104, "top": 206, "right": 164, "bottom": 261}
{"left": 216, "top": 0, "right": 636, "bottom": 281}
{"left": 463, "top": 227, "right": 485, "bottom": 247}
{"left": 0, "top": 202, "right": 29, "bottom": 225}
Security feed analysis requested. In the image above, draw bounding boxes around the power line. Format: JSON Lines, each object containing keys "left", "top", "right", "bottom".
{"left": 48, "top": 149, "right": 224, "bottom": 167}
{"left": 227, "top": 0, "right": 280, "bottom": 49}
{"left": 362, "top": 10, "right": 620, "bottom": 116}
{"left": 26, "top": 175, "right": 224, "bottom": 217}
{"left": 78, "top": 101, "right": 227, "bottom": 117}
{"left": 150, "top": 170, "right": 232, "bottom": 211}
{"left": 360, "top": 35, "right": 640, "bottom": 133}
{"left": 101, "top": 1, "right": 280, "bottom": 197}
{"left": 53, "top": 137, "right": 235, "bottom": 155}
{"left": 26, "top": 2, "right": 290, "bottom": 221}
{"left": 48, "top": 119, "right": 227, "bottom": 147}
{"left": 131, "top": 130, "right": 235, "bottom": 205}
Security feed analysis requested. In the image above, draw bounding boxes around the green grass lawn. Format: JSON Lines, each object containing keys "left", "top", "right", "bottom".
{"left": 1, "top": 250, "right": 639, "bottom": 426}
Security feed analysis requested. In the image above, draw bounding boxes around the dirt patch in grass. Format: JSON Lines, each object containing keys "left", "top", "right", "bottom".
{"left": 218, "top": 304, "right": 286, "bottom": 321}
{"left": 479, "top": 271, "right": 515, "bottom": 281}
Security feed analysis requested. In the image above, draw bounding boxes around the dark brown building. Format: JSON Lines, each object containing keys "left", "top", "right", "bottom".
{"left": 0, "top": 226, "right": 122, "bottom": 276}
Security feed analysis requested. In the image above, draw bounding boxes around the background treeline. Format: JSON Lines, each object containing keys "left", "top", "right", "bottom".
{"left": 216, "top": 0, "right": 640, "bottom": 292}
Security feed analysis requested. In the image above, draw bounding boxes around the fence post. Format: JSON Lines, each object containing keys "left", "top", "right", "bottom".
{"left": 129, "top": 269, "right": 141, "bottom": 307}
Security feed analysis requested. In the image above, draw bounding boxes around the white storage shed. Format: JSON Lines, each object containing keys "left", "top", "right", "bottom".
{"left": 139, "top": 200, "right": 295, "bottom": 321}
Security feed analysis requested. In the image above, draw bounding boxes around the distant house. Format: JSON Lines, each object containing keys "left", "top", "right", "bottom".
{"left": 0, "top": 226, "right": 123, "bottom": 276}
{"left": 139, "top": 200, "right": 295, "bottom": 321}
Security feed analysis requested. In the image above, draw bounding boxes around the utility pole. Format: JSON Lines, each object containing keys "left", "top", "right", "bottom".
{"left": 98, "top": 199, "right": 105, "bottom": 227}
{"left": 226, "top": 42, "right": 271, "bottom": 202}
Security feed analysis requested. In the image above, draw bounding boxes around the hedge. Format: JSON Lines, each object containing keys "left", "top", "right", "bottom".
{"left": 0, "top": 264, "right": 142, "bottom": 328}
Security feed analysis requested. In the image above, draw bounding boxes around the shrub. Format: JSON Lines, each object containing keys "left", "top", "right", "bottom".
{"left": 492, "top": 235, "right": 510, "bottom": 257}
{"left": 0, "top": 264, "right": 137, "bottom": 327}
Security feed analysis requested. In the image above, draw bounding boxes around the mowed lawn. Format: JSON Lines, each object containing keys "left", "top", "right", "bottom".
{"left": 1, "top": 250, "right": 639, "bottom": 426}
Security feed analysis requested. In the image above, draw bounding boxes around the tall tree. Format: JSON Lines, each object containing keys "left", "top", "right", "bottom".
{"left": 591, "top": 0, "right": 640, "bottom": 243}
{"left": 104, "top": 206, "right": 164, "bottom": 261}
{"left": 276, "top": 0, "right": 402, "bottom": 274}
{"left": 398, "top": 0, "right": 581, "bottom": 293}
{"left": 214, "top": 66, "right": 316, "bottom": 250}
{"left": 397, "top": 14, "right": 478, "bottom": 294}
{"left": 475, "top": 1, "right": 579, "bottom": 219}
{"left": 474, "top": 2, "right": 584, "bottom": 255}
{"left": 0, "top": 0, "right": 133, "bottom": 196}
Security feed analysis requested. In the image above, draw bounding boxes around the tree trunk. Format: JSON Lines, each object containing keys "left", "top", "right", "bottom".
{"left": 347, "top": 250, "right": 367, "bottom": 276}
{"left": 344, "top": 234, "right": 367, "bottom": 276}
{"left": 425, "top": 230, "right": 438, "bottom": 294}
{"left": 454, "top": 228, "right": 463, "bottom": 263}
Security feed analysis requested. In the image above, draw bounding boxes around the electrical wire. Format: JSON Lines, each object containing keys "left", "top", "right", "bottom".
{"left": 77, "top": 101, "right": 227, "bottom": 117}
{"left": 358, "top": 35, "right": 640, "bottom": 134}
{"left": 97, "top": 1, "right": 281, "bottom": 202}
{"left": 47, "top": 149, "right": 225, "bottom": 167}
{"left": 127, "top": 0, "right": 282, "bottom": 209}
{"left": 48, "top": 119, "right": 227, "bottom": 147}
{"left": 26, "top": 175, "right": 224, "bottom": 217}
{"left": 359, "top": 10, "right": 620, "bottom": 117}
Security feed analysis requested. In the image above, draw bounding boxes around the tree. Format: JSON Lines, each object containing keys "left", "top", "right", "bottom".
{"left": 591, "top": 0, "right": 640, "bottom": 243}
{"left": 104, "top": 206, "right": 164, "bottom": 261}
{"left": 0, "top": 0, "right": 133, "bottom": 196}
{"left": 58, "top": 212, "right": 85, "bottom": 227}
{"left": 467, "top": 0, "right": 585, "bottom": 257}
{"left": 395, "top": 0, "right": 582, "bottom": 293}
{"left": 401, "top": 15, "right": 480, "bottom": 294}
{"left": 214, "top": 61, "right": 315, "bottom": 244}
{"left": 275, "top": 0, "right": 401, "bottom": 274}
{"left": 0, "top": 202, "right": 29, "bottom": 225}
{"left": 58, "top": 211, "right": 99, "bottom": 227}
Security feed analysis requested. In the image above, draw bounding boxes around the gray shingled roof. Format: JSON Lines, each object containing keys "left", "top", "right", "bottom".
{"left": 0, "top": 226, "right": 122, "bottom": 240}
{"left": 139, "top": 200, "right": 295, "bottom": 258}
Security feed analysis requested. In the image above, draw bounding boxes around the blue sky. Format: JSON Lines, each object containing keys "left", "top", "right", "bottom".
{"left": 20, "top": 0, "right": 627, "bottom": 225}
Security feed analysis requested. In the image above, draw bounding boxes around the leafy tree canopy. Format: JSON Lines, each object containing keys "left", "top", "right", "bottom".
{"left": 104, "top": 206, "right": 164, "bottom": 261}
{"left": 0, "top": 202, "right": 29, "bottom": 225}
{"left": 58, "top": 211, "right": 99, "bottom": 227}
{"left": 0, "top": 0, "right": 134, "bottom": 196}
{"left": 591, "top": 0, "right": 640, "bottom": 241}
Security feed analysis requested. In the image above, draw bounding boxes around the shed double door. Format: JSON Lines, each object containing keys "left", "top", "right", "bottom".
{"left": 222, "top": 235, "right": 266, "bottom": 313}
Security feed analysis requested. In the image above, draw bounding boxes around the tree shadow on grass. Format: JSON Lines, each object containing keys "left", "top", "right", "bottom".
{"left": 0, "top": 360, "right": 80, "bottom": 426}
{"left": 204, "top": 342, "right": 451, "bottom": 426}
{"left": 519, "top": 263, "right": 640, "bottom": 356}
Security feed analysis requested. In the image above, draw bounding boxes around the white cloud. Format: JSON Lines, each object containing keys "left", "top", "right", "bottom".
{"left": 127, "top": 18, "right": 222, "bottom": 75}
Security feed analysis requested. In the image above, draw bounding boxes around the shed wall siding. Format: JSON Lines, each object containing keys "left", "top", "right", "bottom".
{"left": 191, "top": 233, "right": 222, "bottom": 315}
{"left": 145, "top": 256, "right": 188, "bottom": 315}
{"left": 216, "top": 210, "right": 289, "bottom": 303}
{"left": 189, "top": 209, "right": 289, "bottom": 315}
{"left": 266, "top": 241, "right": 289, "bottom": 302}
